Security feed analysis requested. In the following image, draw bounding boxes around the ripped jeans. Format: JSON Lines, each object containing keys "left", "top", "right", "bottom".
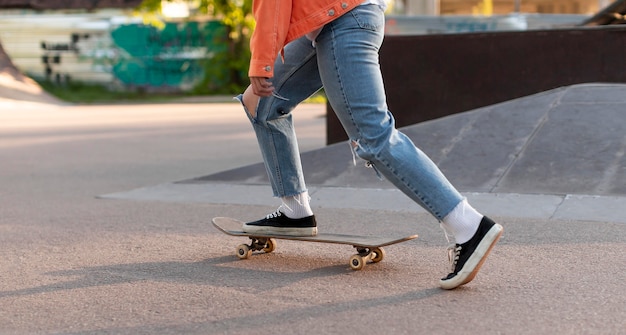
{"left": 237, "top": 4, "right": 463, "bottom": 220}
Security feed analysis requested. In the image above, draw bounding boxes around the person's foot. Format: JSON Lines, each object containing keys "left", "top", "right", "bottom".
{"left": 439, "top": 216, "right": 503, "bottom": 290}
{"left": 242, "top": 211, "right": 317, "bottom": 236}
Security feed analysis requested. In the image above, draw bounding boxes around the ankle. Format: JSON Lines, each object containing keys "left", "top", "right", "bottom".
{"left": 441, "top": 199, "right": 483, "bottom": 244}
{"left": 280, "top": 191, "right": 313, "bottom": 219}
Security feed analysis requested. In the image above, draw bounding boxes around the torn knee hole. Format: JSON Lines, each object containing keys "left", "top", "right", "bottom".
{"left": 243, "top": 100, "right": 259, "bottom": 118}
{"left": 247, "top": 105, "right": 258, "bottom": 118}
{"left": 242, "top": 87, "right": 260, "bottom": 118}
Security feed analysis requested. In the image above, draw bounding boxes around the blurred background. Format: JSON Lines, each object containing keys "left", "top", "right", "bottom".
{"left": 0, "top": 0, "right": 623, "bottom": 103}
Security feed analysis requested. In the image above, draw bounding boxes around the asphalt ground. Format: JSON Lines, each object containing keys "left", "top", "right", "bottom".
{"left": 1, "top": 83, "right": 625, "bottom": 334}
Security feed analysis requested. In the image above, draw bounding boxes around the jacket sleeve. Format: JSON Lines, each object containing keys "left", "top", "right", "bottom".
{"left": 248, "top": 0, "right": 292, "bottom": 78}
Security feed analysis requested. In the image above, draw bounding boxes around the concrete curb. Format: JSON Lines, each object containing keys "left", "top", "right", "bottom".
{"left": 100, "top": 183, "right": 626, "bottom": 224}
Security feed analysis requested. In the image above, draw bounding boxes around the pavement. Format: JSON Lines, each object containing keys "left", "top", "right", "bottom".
{"left": 1, "top": 82, "right": 625, "bottom": 334}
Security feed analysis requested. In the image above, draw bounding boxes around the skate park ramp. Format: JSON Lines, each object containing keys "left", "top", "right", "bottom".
{"left": 103, "top": 83, "right": 626, "bottom": 223}
{"left": 187, "top": 83, "right": 626, "bottom": 196}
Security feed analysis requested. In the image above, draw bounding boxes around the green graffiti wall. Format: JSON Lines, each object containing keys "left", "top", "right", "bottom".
{"left": 110, "top": 20, "right": 227, "bottom": 89}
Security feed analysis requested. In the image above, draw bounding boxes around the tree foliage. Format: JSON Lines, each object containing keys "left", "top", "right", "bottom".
{"left": 137, "top": 0, "right": 254, "bottom": 94}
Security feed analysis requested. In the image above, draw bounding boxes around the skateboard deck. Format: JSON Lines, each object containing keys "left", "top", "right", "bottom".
{"left": 212, "top": 217, "right": 418, "bottom": 270}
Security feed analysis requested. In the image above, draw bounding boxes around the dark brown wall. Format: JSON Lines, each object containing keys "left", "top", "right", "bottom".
{"left": 326, "top": 26, "right": 626, "bottom": 144}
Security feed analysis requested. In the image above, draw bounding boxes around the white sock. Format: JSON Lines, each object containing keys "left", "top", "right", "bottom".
{"left": 280, "top": 191, "right": 313, "bottom": 219}
{"left": 441, "top": 199, "right": 483, "bottom": 244}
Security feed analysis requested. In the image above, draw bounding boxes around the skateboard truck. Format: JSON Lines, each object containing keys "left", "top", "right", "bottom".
{"left": 236, "top": 237, "right": 276, "bottom": 259}
{"left": 349, "top": 246, "right": 386, "bottom": 271}
{"left": 236, "top": 237, "right": 386, "bottom": 271}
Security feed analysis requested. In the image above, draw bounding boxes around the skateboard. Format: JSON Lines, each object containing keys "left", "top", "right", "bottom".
{"left": 212, "top": 217, "right": 418, "bottom": 270}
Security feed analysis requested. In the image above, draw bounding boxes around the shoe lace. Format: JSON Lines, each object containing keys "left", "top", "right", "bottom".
{"left": 441, "top": 223, "right": 461, "bottom": 273}
{"left": 447, "top": 245, "right": 462, "bottom": 273}
{"left": 265, "top": 210, "right": 283, "bottom": 219}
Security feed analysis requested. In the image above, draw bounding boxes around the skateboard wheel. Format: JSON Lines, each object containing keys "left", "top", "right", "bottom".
{"left": 371, "top": 247, "right": 385, "bottom": 263}
{"left": 349, "top": 254, "right": 365, "bottom": 271}
{"left": 263, "top": 238, "right": 277, "bottom": 253}
{"left": 236, "top": 244, "right": 251, "bottom": 259}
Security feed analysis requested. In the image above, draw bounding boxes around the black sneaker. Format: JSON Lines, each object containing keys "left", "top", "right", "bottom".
{"left": 439, "top": 216, "right": 503, "bottom": 290}
{"left": 242, "top": 211, "right": 317, "bottom": 236}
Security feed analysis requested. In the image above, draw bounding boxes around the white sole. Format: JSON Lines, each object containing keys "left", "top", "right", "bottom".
{"left": 242, "top": 224, "right": 318, "bottom": 237}
{"left": 439, "top": 223, "right": 503, "bottom": 290}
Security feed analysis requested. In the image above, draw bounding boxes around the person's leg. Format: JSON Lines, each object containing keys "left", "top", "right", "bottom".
{"left": 315, "top": 6, "right": 461, "bottom": 221}
{"left": 235, "top": 37, "right": 323, "bottom": 236}
{"left": 315, "top": 4, "right": 502, "bottom": 288}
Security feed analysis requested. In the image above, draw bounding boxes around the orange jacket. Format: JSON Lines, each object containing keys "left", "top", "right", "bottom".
{"left": 249, "top": 0, "right": 365, "bottom": 78}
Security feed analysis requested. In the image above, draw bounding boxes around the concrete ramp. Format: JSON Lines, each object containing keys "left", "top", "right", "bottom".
{"left": 186, "top": 83, "right": 626, "bottom": 197}
{"left": 102, "top": 83, "right": 626, "bottom": 223}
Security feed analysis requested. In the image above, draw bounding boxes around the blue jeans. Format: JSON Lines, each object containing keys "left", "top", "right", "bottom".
{"left": 238, "top": 4, "right": 463, "bottom": 220}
